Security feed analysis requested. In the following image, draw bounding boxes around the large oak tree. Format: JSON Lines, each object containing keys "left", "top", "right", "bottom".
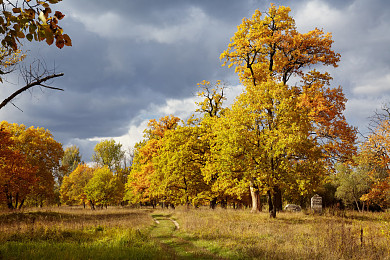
{"left": 219, "top": 4, "right": 356, "bottom": 217}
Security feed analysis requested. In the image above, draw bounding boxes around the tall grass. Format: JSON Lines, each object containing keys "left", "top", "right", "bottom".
{"left": 1, "top": 206, "right": 389, "bottom": 259}
{"left": 0, "top": 206, "right": 169, "bottom": 260}
{"left": 172, "top": 207, "right": 390, "bottom": 260}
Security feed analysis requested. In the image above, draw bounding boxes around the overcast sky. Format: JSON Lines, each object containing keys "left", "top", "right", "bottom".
{"left": 1, "top": 0, "right": 389, "bottom": 162}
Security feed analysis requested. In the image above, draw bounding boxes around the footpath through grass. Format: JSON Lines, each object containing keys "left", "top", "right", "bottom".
{"left": 150, "top": 213, "right": 224, "bottom": 259}
{"left": 0, "top": 206, "right": 389, "bottom": 259}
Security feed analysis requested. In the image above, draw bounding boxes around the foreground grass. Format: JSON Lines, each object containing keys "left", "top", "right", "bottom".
{"left": 0, "top": 206, "right": 389, "bottom": 259}
{"left": 150, "top": 213, "right": 223, "bottom": 259}
{"left": 170, "top": 207, "right": 390, "bottom": 260}
{"left": 0, "top": 207, "right": 170, "bottom": 260}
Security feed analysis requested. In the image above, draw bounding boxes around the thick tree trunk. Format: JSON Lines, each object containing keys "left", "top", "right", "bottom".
{"left": 250, "top": 181, "right": 262, "bottom": 212}
{"left": 267, "top": 190, "right": 277, "bottom": 218}
{"left": 271, "top": 191, "right": 277, "bottom": 218}
{"left": 274, "top": 186, "right": 282, "bottom": 211}
{"left": 268, "top": 186, "right": 283, "bottom": 218}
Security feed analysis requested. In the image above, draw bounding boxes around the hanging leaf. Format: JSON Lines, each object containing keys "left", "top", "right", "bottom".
{"left": 63, "top": 33, "right": 72, "bottom": 46}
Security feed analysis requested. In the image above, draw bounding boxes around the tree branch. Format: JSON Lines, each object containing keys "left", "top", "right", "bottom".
{"left": 0, "top": 73, "right": 64, "bottom": 110}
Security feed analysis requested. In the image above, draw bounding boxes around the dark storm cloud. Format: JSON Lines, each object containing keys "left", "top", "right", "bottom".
{"left": 0, "top": 0, "right": 389, "bottom": 160}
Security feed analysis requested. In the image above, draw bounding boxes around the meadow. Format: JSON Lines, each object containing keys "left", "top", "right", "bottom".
{"left": 0, "top": 206, "right": 389, "bottom": 259}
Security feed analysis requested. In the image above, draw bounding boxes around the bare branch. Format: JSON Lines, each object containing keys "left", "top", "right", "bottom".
{"left": 39, "top": 84, "right": 64, "bottom": 91}
{"left": 0, "top": 73, "right": 64, "bottom": 110}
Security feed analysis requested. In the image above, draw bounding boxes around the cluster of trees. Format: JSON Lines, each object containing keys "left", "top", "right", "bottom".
{"left": 331, "top": 107, "right": 390, "bottom": 212}
{"left": 59, "top": 140, "right": 130, "bottom": 209}
{"left": 122, "top": 5, "right": 389, "bottom": 216}
{"left": 125, "top": 5, "right": 357, "bottom": 218}
{"left": 0, "top": 121, "right": 63, "bottom": 209}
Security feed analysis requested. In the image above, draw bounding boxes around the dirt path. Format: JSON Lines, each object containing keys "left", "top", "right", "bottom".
{"left": 150, "top": 214, "right": 224, "bottom": 260}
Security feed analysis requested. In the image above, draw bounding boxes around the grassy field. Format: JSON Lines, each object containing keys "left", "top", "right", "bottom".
{"left": 0, "top": 207, "right": 170, "bottom": 260}
{"left": 0, "top": 206, "right": 389, "bottom": 259}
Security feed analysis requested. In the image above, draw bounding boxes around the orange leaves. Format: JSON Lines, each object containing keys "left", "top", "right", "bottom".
{"left": 145, "top": 115, "right": 180, "bottom": 139}
{"left": 125, "top": 115, "right": 181, "bottom": 204}
{"left": 0, "top": 125, "right": 36, "bottom": 208}
{"left": 0, "top": 121, "right": 63, "bottom": 208}
{"left": 359, "top": 117, "right": 390, "bottom": 207}
{"left": 60, "top": 164, "right": 94, "bottom": 205}
{"left": 1, "top": 0, "right": 71, "bottom": 51}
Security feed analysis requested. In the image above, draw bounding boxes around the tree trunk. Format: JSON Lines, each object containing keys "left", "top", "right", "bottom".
{"left": 267, "top": 190, "right": 277, "bottom": 218}
{"left": 90, "top": 200, "right": 95, "bottom": 210}
{"left": 354, "top": 198, "right": 361, "bottom": 212}
{"left": 274, "top": 186, "right": 282, "bottom": 211}
{"left": 15, "top": 193, "right": 19, "bottom": 209}
{"left": 210, "top": 197, "right": 217, "bottom": 209}
{"left": 250, "top": 181, "right": 262, "bottom": 212}
{"left": 270, "top": 193, "right": 277, "bottom": 218}
{"left": 6, "top": 194, "right": 14, "bottom": 209}
{"left": 267, "top": 190, "right": 273, "bottom": 213}
{"left": 18, "top": 199, "right": 25, "bottom": 210}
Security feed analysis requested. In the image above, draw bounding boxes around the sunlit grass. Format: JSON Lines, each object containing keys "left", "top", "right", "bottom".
{"left": 0, "top": 206, "right": 389, "bottom": 259}
{"left": 0, "top": 206, "right": 168, "bottom": 260}
{"left": 171, "top": 207, "right": 390, "bottom": 260}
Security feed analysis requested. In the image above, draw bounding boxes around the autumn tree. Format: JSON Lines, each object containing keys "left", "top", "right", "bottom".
{"left": 1, "top": 121, "right": 64, "bottom": 207}
{"left": 56, "top": 145, "right": 82, "bottom": 186}
{"left": 360, "top": 107, "right": 390, "bottom": 209}
{"left": 194, "top": 80, "right": 237, "bottom": 208}
{"left": 125, "top": 115, "right": 180, "bottom": 206}
{"left": 333, "top": 162, "right": 371, "bottom": 212}
{"left": 92, "top": 139, "right": 125, "bottom": 172}
{"left": 152, "top": 122, "right": 211, "bottom": 207}
{"left": 84, "top": 166, "right": 124, "bottom": 209}
{"left": 0, "top": 127, "right": 36, "bottom": 209}
{"left": 219, "top": 4, "right": 356, "bottom": 217}
{"left": 60, "top": 163, "right": 94, "bottom": 207}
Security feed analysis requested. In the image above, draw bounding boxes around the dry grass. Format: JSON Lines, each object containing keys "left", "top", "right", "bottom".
{"left": 0, "top": 206, "right": 165, "bottom": 260}
{"left": 1, "top": 206, "right": 389, "bottom": 259}
{"left": 171, "top": 207, "right": 390, "bottom": 260}
{"left": 0, "top": 206, "right": 154, "bottom": 242}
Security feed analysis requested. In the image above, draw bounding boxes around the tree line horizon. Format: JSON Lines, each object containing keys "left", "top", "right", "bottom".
{"left": 1, "top": 4, "right": 389, "bottom": 218}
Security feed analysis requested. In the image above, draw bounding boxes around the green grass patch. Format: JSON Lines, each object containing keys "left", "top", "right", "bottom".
{"left": 0, "top": 227, "right": 166, "bottom": 260}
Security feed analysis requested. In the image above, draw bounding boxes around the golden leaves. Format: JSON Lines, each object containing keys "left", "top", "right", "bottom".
{"left": 195, "top": 80, "right": 226, "bottom": 117}
{"left": 221, "top": 4, "right": 340, "bottom": 86}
